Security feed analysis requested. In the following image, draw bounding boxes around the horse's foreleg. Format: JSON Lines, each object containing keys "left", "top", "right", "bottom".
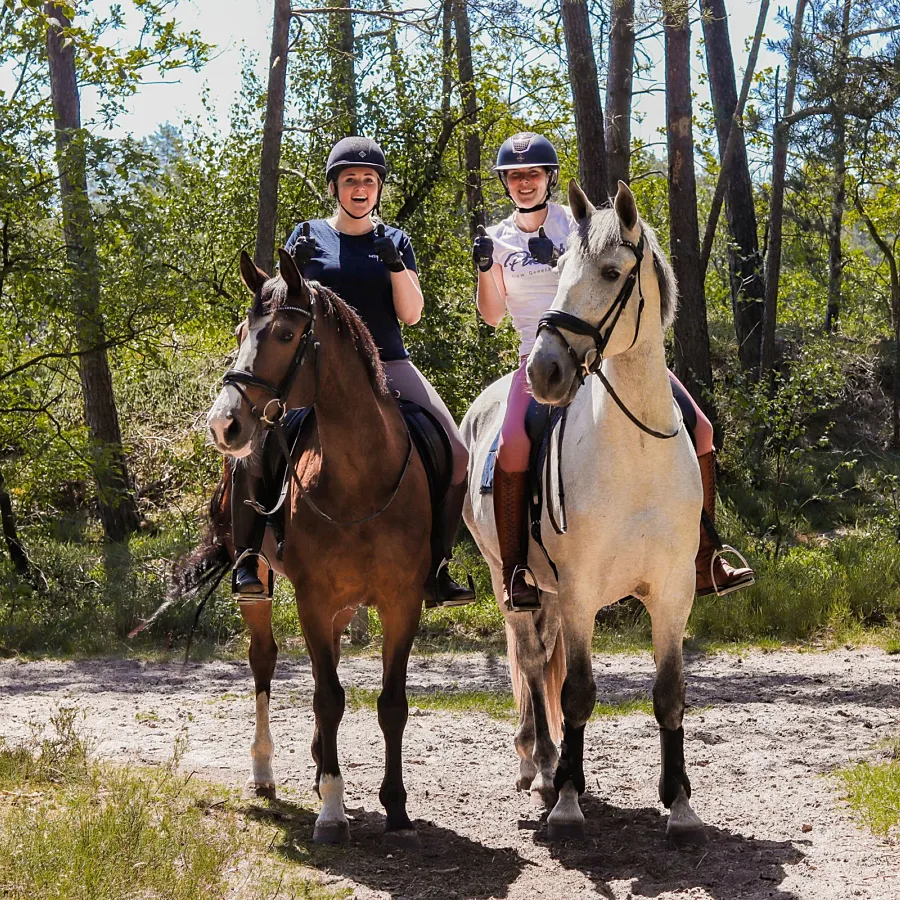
{"left": 240, "top": 599, "right": 278, "bottom": 800}
{"left": 647, "top": 575, "right": 706, "bottom": 848}
{"left": 377, "top": 598, "right": 421, "bottom": 846}
{"left": 302, "top": 610, "right": 349, "bottom": 844}
{"left": 547, "top": 604, "right": 596, "bottom": 841}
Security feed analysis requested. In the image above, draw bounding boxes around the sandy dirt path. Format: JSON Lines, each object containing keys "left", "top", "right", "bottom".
{"left": 1, "top": 648, "right": 897, "bottom": 900}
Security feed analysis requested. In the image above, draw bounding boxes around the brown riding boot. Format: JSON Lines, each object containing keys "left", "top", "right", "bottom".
{"left": 493, "top": 464, "right": 540, "bottom": 612}
{"left": 695, "top": 451, "right": 755, "bottom": 597}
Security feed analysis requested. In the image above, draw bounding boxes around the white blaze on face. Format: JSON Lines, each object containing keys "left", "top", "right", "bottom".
{"left": 206, "top": 314, "right": 273, "bottom": 456}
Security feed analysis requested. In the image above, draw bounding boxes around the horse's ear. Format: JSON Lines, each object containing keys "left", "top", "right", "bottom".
{"left": 614, "top": 181, "right": 639, "bottom": 234}
{"left": 277, "top": 248, "right": 305, "bottom": 297}
{"left": 568, "top": 179, "right": 595, "bottom": 223}
{"left": 239, "top": 250, "right": 268, "bottom": 295}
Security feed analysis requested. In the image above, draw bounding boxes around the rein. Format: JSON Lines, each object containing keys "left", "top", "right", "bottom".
{"left": 536, "top": 232, "right": 682, "bottom": 442}
{"left": 222, "top": 289, "right": 413, "bottom": 527}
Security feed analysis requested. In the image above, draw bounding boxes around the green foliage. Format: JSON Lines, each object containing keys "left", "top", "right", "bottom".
{"left": 836, "top": 756, "right": 900, "bottom": 836}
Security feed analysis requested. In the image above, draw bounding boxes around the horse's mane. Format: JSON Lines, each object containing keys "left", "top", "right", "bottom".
{"left": 575, "top": 208, "right": 679, "bottom": 328}
{"left": 255, "top": 275, "right": 389, "bottom": 398}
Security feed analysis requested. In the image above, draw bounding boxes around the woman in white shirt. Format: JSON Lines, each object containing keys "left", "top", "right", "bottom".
{"left": 473, "top": 132, "right": 753, "bottom": 611}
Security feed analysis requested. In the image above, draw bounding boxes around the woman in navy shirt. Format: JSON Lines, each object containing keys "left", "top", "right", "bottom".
{"left": 232, "top": 137, "right": 474, "bottom": 608}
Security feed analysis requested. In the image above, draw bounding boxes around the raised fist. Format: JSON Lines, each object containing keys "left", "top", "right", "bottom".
{"left": 473, "top": 225, "right": 494, "bottom": 272}
{"left": 528, "top": 226, "right": 558, "bottom": 267}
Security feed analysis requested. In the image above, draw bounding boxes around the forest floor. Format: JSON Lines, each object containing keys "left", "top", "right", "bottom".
{"left": 1, "top": 647, "right": 897, "bottom": 900}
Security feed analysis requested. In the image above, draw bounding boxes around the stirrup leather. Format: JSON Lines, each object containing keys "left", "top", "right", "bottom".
{"left": 708, "top": 545, "right": 755, "bottom": 597}
{"left": 232, "top": 549, "right": 275, "bottom": 601}
{"left": 505, "top": 564, "right": 541, "bottom": 612}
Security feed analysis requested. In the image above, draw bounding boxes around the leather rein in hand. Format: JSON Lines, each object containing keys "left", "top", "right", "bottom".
{"left": 221, "top": 289, "right": 413, "bottom": 527}
{"left": 535, "top": 232, "right": 682, "bottom": 442}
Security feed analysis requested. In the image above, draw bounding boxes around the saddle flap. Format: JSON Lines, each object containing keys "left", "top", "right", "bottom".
{"left": 398, "top": 398, "right": 452, "bottom": 504}
{"left": 261, "top": 406, "right": 315, "bottom": 503}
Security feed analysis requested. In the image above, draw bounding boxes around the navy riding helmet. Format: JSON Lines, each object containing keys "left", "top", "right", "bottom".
{"left": 326, "top": 136, "right": 388, "bottom": 219}
{"left": 493, "top": 132, "right": 560, "bottom": 213}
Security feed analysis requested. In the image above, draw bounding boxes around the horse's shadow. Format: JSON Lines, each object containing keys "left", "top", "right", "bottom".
{"left": 528, "top": 793, "right": 805, "bottom": 900}
{"left": 243, "top": 798, "right": 529, "bottom": 899}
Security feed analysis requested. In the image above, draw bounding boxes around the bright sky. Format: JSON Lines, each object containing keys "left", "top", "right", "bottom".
{"left": 67, "top": 0, "right": 784, "bottom": 146}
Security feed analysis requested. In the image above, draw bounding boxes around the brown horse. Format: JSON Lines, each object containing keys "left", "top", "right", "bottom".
{"left": 204, "top": 249, "right": 430, "bottom": 846}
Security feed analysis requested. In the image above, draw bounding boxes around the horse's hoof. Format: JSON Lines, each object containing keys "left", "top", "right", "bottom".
{"left": 383, "top": 829, "right": 421, "bottom": 850}
{"left": 245, "top": 780, "right": 276, "bottom": 801}
{"left": 313, "top": 820, "right": 350, "bottom": 844}
{"left": 667, "top": 793, "right": 707, "bottom": 848}
{"left": 547, "top": 819, "right": 585, "bottom": 842}
{"left": 531, "top": 784, "right": 557, "bottom": 809}
{"left": 516, "top": 774, "right": 534, "bottom": 792}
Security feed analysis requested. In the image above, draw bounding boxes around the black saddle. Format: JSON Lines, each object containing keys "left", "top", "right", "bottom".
{"left": 260, "top": 400, "right": 451, "bottom": 554}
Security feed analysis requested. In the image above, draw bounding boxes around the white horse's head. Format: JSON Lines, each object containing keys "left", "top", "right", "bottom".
{"left": 527, "top": 180, "right": 678, "bottom": 406}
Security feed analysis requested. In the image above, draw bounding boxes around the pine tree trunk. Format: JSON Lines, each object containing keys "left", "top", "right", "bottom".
{"left": 330, "top": 0, "right": 357, "bottom": 143}
{"left": 761, "top": 0, "right": 808, "bottom": 378}
{"left": 452, "top": 0, "right": 485, "bottom": 238}
{"left": 606, "top": 0, "right": 634, "bottom": 192}
{"left": 561, "top": 0, "right": 608, "bottom": 205}
{"left": 825, "top": 0, "right": 852, "bottom": 334}
{"left": 0, "top": 465, "right": 32, "bottom": 583}
{"left": 254, "top": 0, "right": 291, "bottom": 275}
{"left": 700, "top": 0, "right": 765, "bottom": 376}
{"left": 45, "top": 3, "right": 140, "bottom": 543}
{"left": 665, "top": 2, "right": 714, "bottom": 416}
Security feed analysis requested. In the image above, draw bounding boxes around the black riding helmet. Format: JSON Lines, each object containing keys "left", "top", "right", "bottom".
{"left": 493, "top": 132, "right": 560, "bottom": 213}
{"left": 326, "top": 136, "right": 387, "bottom": 220}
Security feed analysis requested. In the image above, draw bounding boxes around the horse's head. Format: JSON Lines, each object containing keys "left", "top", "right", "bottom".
{"left": 207, "top": 249, "right": 314, "bottom": 457}
{"left": 527, "top": 180, "right": 677, "bottom": 406}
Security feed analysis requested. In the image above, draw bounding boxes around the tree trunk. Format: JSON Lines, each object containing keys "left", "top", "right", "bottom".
{"left": 561, "top": 0, "right": 608, "bottom": 205}
{"left": 329, "top": 0, "right": 357, "bottom": 143}
{"left": 665, "top": 2, "right": 714, "bottom": 416}
{"left": 825, "top": 0, "right": 852, "bottom": 334}
{"left": 45, "top": 4, "right": 140, "bottom": 543}
{"left": 0, "top": 465, "right": 33, "bottom": 584}
{"left": 452, "top": 0, "right": 485, "bottom": 238}
{"left": 761, "top": 0, "right": 808, "bottom": 379}
{"left": 701, "top": 0, "right": 766, "bottom": 377}
{"left": 254, "top": 0, "right": 291, "bottom": 275}
{"left": 606, "top": 0, "right": 634, "bottom": 192}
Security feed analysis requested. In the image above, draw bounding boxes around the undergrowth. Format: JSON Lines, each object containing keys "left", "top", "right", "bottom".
{"left": 834, "top": 733, "right": 900, "bottom": 836}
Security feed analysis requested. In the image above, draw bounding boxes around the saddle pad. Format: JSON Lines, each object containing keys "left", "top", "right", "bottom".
{"left": 479, "top": 398, "right": 552, "bottom": 495}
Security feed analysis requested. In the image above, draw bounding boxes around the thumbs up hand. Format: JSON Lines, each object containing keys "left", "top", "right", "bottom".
{"left": 290, "top": 221, "right": 317, "bottom": 267}
{"left": 528, "top": 226, "right": 558, "bottom": 267}
{"left": 473, "top": 224, "right": 495, "bottom": 272}
{"left": 373, "top": 223, "right": 405, "bottom": 272}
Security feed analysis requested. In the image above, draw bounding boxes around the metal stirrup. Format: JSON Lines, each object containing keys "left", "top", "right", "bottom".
{"left": 709, "top": 546, "right": 755, "bottom": 597}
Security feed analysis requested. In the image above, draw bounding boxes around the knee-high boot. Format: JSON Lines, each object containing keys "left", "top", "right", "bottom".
{"left": 231, "top": 463, "right": 268, "bottom": 598}
{"left": 695, "top": 451, "right": 755, "bottom": 597}
{"left": 426, "top": 478, "right": 477, "bottom": 608}
{"left": 493, "top": 463, "right": 540, "bottom": 611}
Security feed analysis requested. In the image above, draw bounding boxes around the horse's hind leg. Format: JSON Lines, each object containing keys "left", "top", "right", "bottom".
{"left": 377, "top": 598, "right": 421, "bottom": 847}
{"left": 240, "top": 599, "right": 278, "bottom": 800}
{"left": 646, "top": 578, "right": 707, "bottom": 848}
{"left": 547, "top": 603, "right": 596, "bottom": 841}
{"left": 302, "top": 609, "right": 349, "bottom": 844}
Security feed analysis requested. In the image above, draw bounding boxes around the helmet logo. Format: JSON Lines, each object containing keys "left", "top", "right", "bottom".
{"left": 359, "top": 150, "right": 367, "bottom": 158}
{"left": 515, "top": 153, "right": 525, "bottom": 161}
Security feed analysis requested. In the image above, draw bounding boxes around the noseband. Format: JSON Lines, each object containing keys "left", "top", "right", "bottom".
{"left": 535, "top": 232, "right": 682, "bottom": 441}
{"left": 220, "top": 289, "right": 413, "bottom": 526}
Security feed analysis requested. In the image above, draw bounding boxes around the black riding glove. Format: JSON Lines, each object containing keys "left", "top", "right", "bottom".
{"left": 291, "top": 222, "right": 317, "bottom": 267}
{"left": 374, "top": 224, "right": 405, "bottom": 272}
{"left": 473, "top": 225, "right": 494, "bottom": 272}
{"left": 528, "top": 226, "right": 558, "bottom": 267}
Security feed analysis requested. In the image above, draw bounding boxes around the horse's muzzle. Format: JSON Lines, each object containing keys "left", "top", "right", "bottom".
{"left": 208, "top": 389, "right": 256, "bottom": 458}
{"left": 527, "top": 334, "right": 580, "bottom": 407}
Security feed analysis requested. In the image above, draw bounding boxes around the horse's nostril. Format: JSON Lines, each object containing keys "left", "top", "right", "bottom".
{"left": 224, "top": 418, "right": 241, "bottom": 442}
{"left": 546, "top": 361, "right": 562, "bottom": 390}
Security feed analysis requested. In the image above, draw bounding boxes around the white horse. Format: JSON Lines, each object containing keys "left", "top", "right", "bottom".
{"left": 462, "top": 181, "right": 706, "bottom": 846}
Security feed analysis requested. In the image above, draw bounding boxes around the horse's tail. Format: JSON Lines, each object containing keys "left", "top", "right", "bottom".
{"left": 506, "top": 613, "right": 566, "bottom": 746}
{"left": 129, "top": 464, "right": 233, "bottom": 639}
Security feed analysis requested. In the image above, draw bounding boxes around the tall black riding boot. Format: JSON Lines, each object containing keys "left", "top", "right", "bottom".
{"left": 426, "top": 478, "right": 476, "bottom": 609}
{"left": 231, "top": 463, "right": 268, "bottom": 598}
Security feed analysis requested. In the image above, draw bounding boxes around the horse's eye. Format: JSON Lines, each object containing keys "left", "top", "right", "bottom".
{"left": 603, "top": 267, "right": 620, "bottom": 281}
{"left": 279, "top": 330, "right": 295, "bottom": 343}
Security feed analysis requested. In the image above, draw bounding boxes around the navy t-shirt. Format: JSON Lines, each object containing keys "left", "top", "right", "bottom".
{"left": 285, "top": 219, "right": 417, "bottom": 362}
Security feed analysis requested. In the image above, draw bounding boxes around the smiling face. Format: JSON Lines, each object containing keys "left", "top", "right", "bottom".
{"left": 504, "top": 166, "right": 550, "bottom": 209}
{"left": 331, "top": 166, "right": 381, "bottom": 218}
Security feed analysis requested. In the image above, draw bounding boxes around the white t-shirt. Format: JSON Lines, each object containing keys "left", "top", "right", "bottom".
{"left": 488, "top": 202, "right": 577, "bottom": 357}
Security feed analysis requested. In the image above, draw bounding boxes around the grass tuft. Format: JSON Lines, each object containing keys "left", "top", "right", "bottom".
{"left": 835, "top": 755, "right": 900, "bottom": 836}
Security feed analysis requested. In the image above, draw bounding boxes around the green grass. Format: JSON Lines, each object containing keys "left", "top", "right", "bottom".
{"left": 835, "top": 753, "right": 900, "bottom": 836}
{"left": 0, "top": 708, "right": 347, "bottom": 900}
